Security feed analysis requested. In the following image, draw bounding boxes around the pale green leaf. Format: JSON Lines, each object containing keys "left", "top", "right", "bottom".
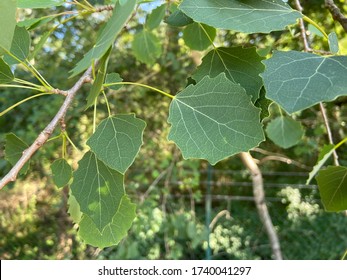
{"left": 70, "top": 152, "right": 124, "bottom": 232}
{"left": 308, "top": 24, "right": 324, "bottom": 38}
{"left": 70, "top": 0, "right": 136, "bottom": 77}
{"left": 105, "top": 73, "right": 123, "bottom": 90}
{"left": 0, "top": 0, "right": 16, "bottom": 53}
{"left": 132, "top": 29, "right": 162, "bottom": 66}
{"left": 192, "top": 47, "right": 265, "bottom": 101}
{"left": 68, "top": 192, "right": 82, "bottom": 224}
{"left": 168, "top": 74, "right": 265, "bottom": 165}
{"left": 18, "top": 16, "right": 55, "bottom": 30}
{"left": 261, "top": 51, "right": 347, "bottom": 114}
{"left": 316, "top": 166, "right": 347, "bottom": 212}
{"left": 87, "top": 114, "right": 146, "bottom": 174}
{"left": 4, "top": 26, "right": 31, "bottom": 65}
{"left": 183, "top": 23, "right": 216, "bottom": 51}
{"left": 78, "top": 195, "right": 136, "bottom": 248}
{"left": 166, "top": 9, "right": 193, "bottom": 27}
{"left": 51, "top": 159, "right": 72, "bottom": 188}
{"left": 328, "top": 32, "right": 339, "bottom": 54}
{"left": 265, "top": 116, "right": 304, "bottom": 149}
{"left": 179, "top": 0, "right": 302, "bottom": 34}
{"left": 5, "top": 133, "right": 30, "bottom": 174}
{"left": 17, "top": 0, "right": 65, "bottom": 9}
{"left": 0, "top": 59, "right": 14, "bottom": 84}
{"left": 146, "top": 4, "right": 166, "bottom": 30}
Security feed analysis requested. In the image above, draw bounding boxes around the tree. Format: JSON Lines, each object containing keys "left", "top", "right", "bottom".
{"left": 0, "top": 0, "right": 347, "bottom": 259}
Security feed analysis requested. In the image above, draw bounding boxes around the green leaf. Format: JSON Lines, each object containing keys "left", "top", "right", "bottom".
{"left": 78, "top": 195, "right": 136, "bottom": 248}
{"left": 255, "top": 87, "right": 272, "bottom": 121}
{"left": 146, "top": 4, "right": 166, "bottom": 30}
{"left": 28, "top": 32, "right": 51, "bottom": 60}
{"left": 68, "top": 192, "right": 82, "bottom": 224}
{"left": 18, "top": 16, "right": 55, "bottom": 30}
{"left": 5, "top": 133, "right": 30, "bottom": 174}
{"left": 179, "top": 0, "right": 302, "bottom": 34}
{"left": 266, "top": 116, "right": 304, "bottom": 149}
{"left": 105, "top": 73, "right": 123, "bottom": 90}
{"left": 261, "top": 51, "right": 347, "bottom": 114}
{"left": 192, "top": 47, "right": 265, "bottom": 102}
{"left": 17, "top": 0, "right": 65, "bottom": 9}
{"left": 328, "top": 32, "right": 339, "bottom": 54}
{"left": 0, "top": 59, "right": 14, "bottom": 84}
{"left": 132, "top": 29, "right": 162, "bottom": 66}
{"left": 316, "top": 166, "right": 347, "bottom": 212}
{"left": 4, "top": 26, "right": 31, "bottom": 65}
{"left": 0, "top": 0, "right": 16, "bottom": 53}
{"left": 70, "top": 0, "right": 136, "bottom": 77}
{"left": 70, "top": 152, "right": 124, "bottom": 232}
{"left": 51, "top": 159, "right": 72, "bottom": 188}
{"left": 168, "top": 74, "right": 264, "bottom": 165}
{"left": 87, "top": 114, "right": 146, "bottom": 174}
{"left": 166, "top": 9, "right": 193, "bottom": 27}
{"left": 183, "top": 23, "right": 216, "bottom": 51}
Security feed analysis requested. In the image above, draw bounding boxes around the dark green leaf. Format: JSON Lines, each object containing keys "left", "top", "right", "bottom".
{"left": 105, "top": 73, "right": 123, "bottom": 90}
{"left": 179, "top": 0, "right": 301, "bottom": 34}
{"left": 146, "top": 4, "right": 166, "bottom": 30}
{"left": 4, "top": 26, "right": 31, "bottom": 65}
{"left": 183, "top": 23, "right": 216, "bottom": 51}
{"left": 166, "top": 9, "right": 193, "bottom": 27}
{"left": 192, "top": 47, "right": 265, "bottom": 101}
{"left": 70, "top": 0, "right": 136, "bottom": 77}
{"left": 51, "top": 159, "right": 72, "bottom": 188}
{"left": 78, "top": 195, "right": 136, "bottom": 248}
{"left": 255, "top": 87, "right": 272, "bottom": 121}
{"left": 87, "top": 114, "right": 146, "bottom": 174}
{"left": 0, "top": 59, "right": 14, "bottom": 84}
{"left": 17, "top": 0, "right": 65, "bottom": 9}
{"left": 5, "top": 133, "right": 29, "bottom": 174}
{"left": 70, "top": 152, "right": 124, "bottom": 232}
{"left": 266, "top": 116, "right": 304, "bottom": 149}
{"left": 261, "top": 51, "right": 347, "bottom": 114}
{"left": 168, "top": 74, "right": 264, "bottom": 165}
{"left": 316, "top": 166, "right": 347, "bottom": 212}
{"left": 0, "top": 0, "right": 16, "bottom": 53}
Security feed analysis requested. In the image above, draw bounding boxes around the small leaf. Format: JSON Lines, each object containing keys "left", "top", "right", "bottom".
{"left": 328, "top": 32, "right": 339, "bottom": 54}
{"left": 70, "top": 0, "right": 136, "bottom": 77}
{"left": 4, "top": 26, "right": 31, "bottom": 65}
{"left": 51, "top": 159, "right": 72, "bottom": 188}
{"left": 78, "top": 195, "right": 136, "bottom": 248}
{"left": 183, "top": 23, "right": 216, "bottom": 51}
{"left": 0, "top": 59, "right": 14, "bottom": 84}
{"left": 192, "top": 47, "right": 265, "bottom": 102}
{"left": 266, "top": 116, "right": 304, "bottom": 149}
{"left": 168, "top": 73, "right": 264, "bottom": 165}
{"left": 87, "top": 114, "right": 146, "bottom": 174}
{"left": 17, "top": 0, "right": 65, "bottom": 9}
{"left": 166, "top": 9, "right": 193, "bottom": 27}
{"left": 5, "top": 133, "right": 29, "bottom": 174}
{"left": 18, "top": 16, "right": 55, "bottom": 30}
{"left": 146, "top": 4, "right": 166, "bottom": 30}
{"left": 179, "top": 0, "right": 302, "bottom": 34}
{"left": 68, "top": 192, "right": 82, "bottom": 224}
{"left": 261, "top": 51, "right": 347, "bottom": 114}
{"left": 132, "top": 29, "right": 162, "bottom": 66}
{"left": 0, "top": 0, "right": 16, "bottom": 53}
{"left": 70, "top": 152, "right": 124, "bottom": 232}
{"left": 316, "top": 166, "right": 347, "bottom": 212}
{"left": 105, "top": 73, "right": 123, "bottom": 90}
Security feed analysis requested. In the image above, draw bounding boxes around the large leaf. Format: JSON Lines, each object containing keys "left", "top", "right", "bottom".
{"left": 183, "top": 23, "right": 216, "bottom": 51}
{"left": 5, "top": 133, "right": 30, "bottom": 174}
{"left": 4, "top": 26, "right": 31, "bottom": 65}
{"left": 132, "top": 29, "right": 162, "bottom": 66}
{"left": 87, "top": 114, "right": 146, "bottom": 174}
{"left": 51, "top": 158, "right": 72, "bottom": 188}
{"left": 261, "top": 51, "right": 347, "bottom": 114}
{"left": 17, "top": 0, "right": 65, "bottom": 9}
{"left": 179, "top": 0, "right": 301, "bottom": 34}
{"left": 265, "top": 116, "right": 304, "bottom": 149}
{"left": 0, "top": 0, "right": 16, "bottom": 53}
{"left": 168, "top": 74, "right": 264, "bottom": 165}
{"left": 78, "top": 195, "right": 136, "bottom": 248}
{"left": 70, "top": 152, "right": 124, "bottom": 232}
{"left": 316, "top": 166, "right": 347, "bottom": 212}
{"left": 192, "top": 47, "right": 265, "bottom": 101}
{"left": 0, "top": 59, "right": 14, "bottom": 84}
{"left": 70, "top": 0, "right": 136, "bottom": 77}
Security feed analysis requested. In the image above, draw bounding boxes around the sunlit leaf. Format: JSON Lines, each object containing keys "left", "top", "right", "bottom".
{"left": 17, "top": 0, "right": 65, "bottom": 9}
{"left": 5, "top": 133, "right": 29, "bottom": 175}
{"left": 51, "top": 159, "right": 72, "bottom": 188}
{"left": 183, "top": 23, "right": 216, "bottom": 51}
{"left": 0, "top": 0, "right": 16, "bottom": 53}
{"left": 68, "top": 192, "right": 82, "bottom": 224}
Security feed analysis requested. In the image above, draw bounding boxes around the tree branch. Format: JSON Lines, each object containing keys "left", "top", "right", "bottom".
{"left": 0, "top": 68, "right": 93, "bottom": 190}
{"left": 325, "top": 0, "right": 347, "bottom": 34}
{"left": 240, "top": 152, "right": 283, "bottom": 260}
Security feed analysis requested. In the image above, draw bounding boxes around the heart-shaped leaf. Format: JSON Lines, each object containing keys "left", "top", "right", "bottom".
{"left": 51, "top": 158, "right": 72, "bottom": 188}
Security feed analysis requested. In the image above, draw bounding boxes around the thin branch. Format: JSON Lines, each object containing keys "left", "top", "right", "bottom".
{"left": 0, "top": 67, "right": 93, "bottom": 190}
{"left": 325, "top": 0, "right": 347, "bottom": 34}
{"left": 209, "top": 210, "right": 231, "bottom": 230}
{"left": 240, "top": 152, "right": 283, "bottom": 260}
